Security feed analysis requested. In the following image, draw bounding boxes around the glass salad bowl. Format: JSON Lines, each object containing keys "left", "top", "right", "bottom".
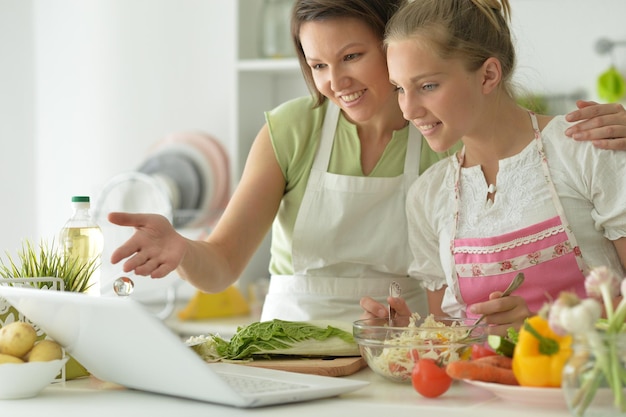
{"left": 353, "top": 315, "right": 487, "bottom": 383}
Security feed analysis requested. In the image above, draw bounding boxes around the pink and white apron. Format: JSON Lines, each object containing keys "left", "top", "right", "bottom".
{"left": 261, "top": 103, "right": 428, "bottom": 322}
{"left": 451, "top": 112, "right": 588, "bottom": 317}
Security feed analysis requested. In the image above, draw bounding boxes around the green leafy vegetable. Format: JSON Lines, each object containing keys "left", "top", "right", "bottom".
{"left": 187, "top": 319, "right": 359, "bottom": 361}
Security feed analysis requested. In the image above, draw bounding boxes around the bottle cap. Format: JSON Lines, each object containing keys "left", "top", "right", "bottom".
{"left": 71, "top": 196, "right": 90, "bottom": 203}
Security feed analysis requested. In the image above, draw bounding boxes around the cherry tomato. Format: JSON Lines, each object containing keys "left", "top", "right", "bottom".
{"left": 471, "top": 344, "right": 498, "bottom": 360}
{"left": 411, "top": 358, "right": 452, "bottom": 398}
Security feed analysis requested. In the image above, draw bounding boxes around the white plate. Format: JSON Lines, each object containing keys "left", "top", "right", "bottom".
{"left": 464, "top": 379, "right": 566, "bottom": 408}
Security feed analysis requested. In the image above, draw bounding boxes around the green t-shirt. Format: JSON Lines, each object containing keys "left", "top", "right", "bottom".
{"left": 266, "top": 96, "right": 456, "bottom": 275}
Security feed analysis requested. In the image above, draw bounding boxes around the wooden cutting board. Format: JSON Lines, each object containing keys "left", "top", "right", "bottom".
{"left": 241, "top": 356, "right": 367, "bottom": 377}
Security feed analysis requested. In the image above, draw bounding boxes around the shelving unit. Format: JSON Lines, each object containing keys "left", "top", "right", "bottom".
{"left": 232, "top": 0, "right": 308, "bottom": 285}
{"left": 232, "top": 0, "right": 307, "bottom": 183}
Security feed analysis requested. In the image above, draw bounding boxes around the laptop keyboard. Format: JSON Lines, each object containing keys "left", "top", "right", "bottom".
{"left": 219, "top": 372, "right": 310, "bottom": 394}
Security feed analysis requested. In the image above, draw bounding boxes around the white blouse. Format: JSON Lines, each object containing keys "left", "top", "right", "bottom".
{"left": 407, "top": 116, "right": 626, "bottom": 317}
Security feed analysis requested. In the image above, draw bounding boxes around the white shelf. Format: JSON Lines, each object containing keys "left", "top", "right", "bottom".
{"left": 237, "top": 58, "right": 300, "bottom": 73}
{"left": 232, "top": 0, "right": 307, "bottom": 288}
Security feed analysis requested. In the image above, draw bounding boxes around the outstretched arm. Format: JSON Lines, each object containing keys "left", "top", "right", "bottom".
{"left": 109, "top": 123, "right": 286, "bottom": 293}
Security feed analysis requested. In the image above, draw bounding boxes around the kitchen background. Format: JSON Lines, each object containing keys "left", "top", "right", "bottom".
{"left": 1, "top": 0, "right": 626, "bottom": 302}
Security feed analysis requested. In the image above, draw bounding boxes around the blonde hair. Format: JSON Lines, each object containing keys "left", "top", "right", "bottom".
{"left": 386, "top": 0, "right": 515, "bottom": 96}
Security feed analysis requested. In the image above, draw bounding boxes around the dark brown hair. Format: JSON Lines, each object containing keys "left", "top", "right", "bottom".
{"left": 291, "top": 0, "right": 406, "bottom": 106}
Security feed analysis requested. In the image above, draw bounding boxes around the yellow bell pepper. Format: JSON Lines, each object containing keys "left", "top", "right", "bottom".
{"left": 512, "top": 315, "right": 572, "bottom": 387}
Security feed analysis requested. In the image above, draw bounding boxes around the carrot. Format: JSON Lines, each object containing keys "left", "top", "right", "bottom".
{"left": 472, "top": 354, "right": 513, "bottom": 369}
{"left": 446, "top": 356, "right": 519, "bottom": 386}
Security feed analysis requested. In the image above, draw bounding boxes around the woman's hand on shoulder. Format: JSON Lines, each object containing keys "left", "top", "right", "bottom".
{"left": 469, "top": 293, "right": 531, "bottom": 336}
{"left": 359, "top": 296, "right": 412, "bottom": 320}
{"left": 108, "top": 212, "right": 187, "bottom": 279}
{"left": 565, "top": 100, "right": 626, "bottom": 150}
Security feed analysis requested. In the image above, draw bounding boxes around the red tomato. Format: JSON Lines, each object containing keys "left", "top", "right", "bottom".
{"left": 471, "top": 344, "right": 498, "bottom": 360}
{"left": 411, "top": 358, "right": 452, "bottom": 398}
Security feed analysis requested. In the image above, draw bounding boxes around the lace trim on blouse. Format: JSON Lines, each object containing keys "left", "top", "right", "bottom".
{"left": 454, "top": 224, "right": 565, "bottom": 254}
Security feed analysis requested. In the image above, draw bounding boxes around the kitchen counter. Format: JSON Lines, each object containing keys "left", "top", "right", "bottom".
{"left": 1, "top": 368, "right": 571, "bottom": 417}
{"left": 0, "top": 307, "right": 571, "bottom": 416}
{"left": 163, "top": 311, "right": 257, "bottom": 339}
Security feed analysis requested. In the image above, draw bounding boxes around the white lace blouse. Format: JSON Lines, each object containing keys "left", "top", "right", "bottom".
{"left": 407, "top": 115, "right": 626, "bottom": 317}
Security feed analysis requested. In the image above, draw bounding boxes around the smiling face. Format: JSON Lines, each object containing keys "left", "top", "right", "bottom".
{"left": 386, "top": 37, "right": 488, "bottom": 153}
{"left": 299, "top": 18, "right": 400, "bottom": 125}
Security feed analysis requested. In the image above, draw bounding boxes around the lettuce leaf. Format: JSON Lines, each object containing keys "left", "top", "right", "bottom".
{"left": 187, "top": 319, "right": 359, "bottom": 361}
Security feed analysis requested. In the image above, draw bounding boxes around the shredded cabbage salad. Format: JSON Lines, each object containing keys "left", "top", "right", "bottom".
{"left": 365, "top": 314, "right": 474, "bottom": 382}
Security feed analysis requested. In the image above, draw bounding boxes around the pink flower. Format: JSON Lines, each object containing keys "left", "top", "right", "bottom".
{"left": 499, "top": 261, "right": 513, "bottom": 271}
{"left": 547, "top": 292, "right": 601, "bottom": 335}
{"left": 527, "top": 252, "right": 540, "bottom": 264}
{"left": 554, "top": 243, "right": 569, "bottom": 256}
{"left": 471, "top": 264, "right": 482, "bottom": 277}
{"left": 585, "top": 266, "right": 621, "bottom": 299}
{"left": 547, "top": 292, "right": 578, "bottom": 336}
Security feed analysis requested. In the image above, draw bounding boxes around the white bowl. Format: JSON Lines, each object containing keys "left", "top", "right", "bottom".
{"left": 0, "top": 357, "right": 68, "bottom": 400}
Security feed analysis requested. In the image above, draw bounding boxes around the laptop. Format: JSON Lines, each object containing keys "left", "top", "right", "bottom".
{"left": 0, "top": 285, "right": 368, "bottom": 408}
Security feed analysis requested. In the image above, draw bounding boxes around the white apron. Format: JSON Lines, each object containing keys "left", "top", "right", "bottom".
{"left": 261, "top": 103, "right": 428, "bottom": 323}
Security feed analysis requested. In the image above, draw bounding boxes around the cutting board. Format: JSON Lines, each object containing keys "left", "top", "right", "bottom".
{"left": 241, "top": 356, "right": 367, "bottom": 377}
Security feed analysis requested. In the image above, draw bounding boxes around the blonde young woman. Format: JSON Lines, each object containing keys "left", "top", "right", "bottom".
{"left": 367, "top": 0, "right": 626, "bottom": 334}
{"left": 109, "top": 0, "right": 626, "bottom": 325}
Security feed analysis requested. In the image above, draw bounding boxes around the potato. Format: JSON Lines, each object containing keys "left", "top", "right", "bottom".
{"left": 0, "top": 353, "right": 24, "bottom": 364}
{"left": 0, "top": 321, "right": 37, "bottom": 358}
{"left": 25, "top": 340, "right": 63, "bottom": 362}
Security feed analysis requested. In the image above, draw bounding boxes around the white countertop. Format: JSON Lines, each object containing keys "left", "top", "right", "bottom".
{"left": 0, "top": 309, "right": 569, "bottom": 416}
{"left": 163, "top": 312, "right": 257, "bottom": 339}
{"left": 1, "top": 367, "right": 571, "bottom": 417}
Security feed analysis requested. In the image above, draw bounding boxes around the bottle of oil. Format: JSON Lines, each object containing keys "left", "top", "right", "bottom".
{"left": 59, "top": 196, "right": 104, "bottom": 295}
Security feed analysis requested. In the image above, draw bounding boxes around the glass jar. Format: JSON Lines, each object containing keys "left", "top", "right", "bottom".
{"left": 562, "top": 332, "right": 626, "bottom": 417}
{"left": 258, "top": 0, "right": 295, "bottom": 58}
